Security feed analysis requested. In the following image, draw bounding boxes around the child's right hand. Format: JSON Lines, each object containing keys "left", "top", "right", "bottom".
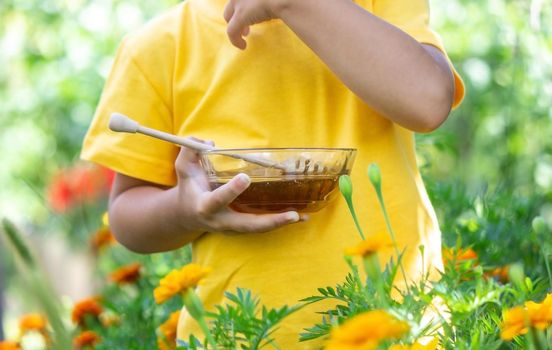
{"left": 172, "top": 143, "right": 304, "bottom": 234}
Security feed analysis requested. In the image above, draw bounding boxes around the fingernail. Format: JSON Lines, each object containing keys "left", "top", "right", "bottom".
{"left": 236, "top": 173, "right": 250, "bottom": 186}
{"left": 286, "top": 212, "right": 300, "bottom": 223}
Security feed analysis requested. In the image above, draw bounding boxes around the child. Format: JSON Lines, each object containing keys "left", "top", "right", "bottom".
{"left": 82, "top": 0, "right": 464, "bottom": 347}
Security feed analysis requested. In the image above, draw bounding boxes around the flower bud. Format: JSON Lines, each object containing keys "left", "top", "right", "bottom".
{"left": 339, "top": 175, "right": 353, "bottom": 199}
{"left": 508, "top": 263, "right": 526, "bottom": 292}
{"left": 367, "top": 163, "right": 382, "bottom": 191}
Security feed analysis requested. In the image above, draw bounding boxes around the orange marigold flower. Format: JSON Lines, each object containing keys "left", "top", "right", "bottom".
{"left": 90, "top": 227, "right": 116, "bottom": 252}
{"left": 442, "top": 247, "right": 478, "bottom": 262}
{"left": 344, "top": 233, "right": 394, "bottom": 257}
{"left": 72, "top": 298, "right": 103, "bottom": 326}
{"left": 73, "top": 330, "right": 100, "bottom": 349}
{"left": 109, "top": 263, "right": 142, "bottom": 285}
{"left": 0, "top": 341, "right": 21, "bottom": 350}
{"left": 154, "top": 264, "right": 211, "bottom": 304}
{"left": 501, "top": 293, "right": 552, "bottom": 340}
{"left": 158, "top": 311, "right": 181, "bottom": 349}
{"left": 389, "top": 338, "right": 440, "bottom": 350}
{"left": 325, "top": 310, "right": 410, "bottom": 350}
{"left": 484, "top": 266, "right": 509, "bottom": 283}
{"left": 19, "top": 313, "right": 47, "bottom": 334}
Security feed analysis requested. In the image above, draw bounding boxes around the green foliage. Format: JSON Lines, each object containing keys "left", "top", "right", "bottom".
{"left": 210, "top": 289, "right": 302, "bottom": 349}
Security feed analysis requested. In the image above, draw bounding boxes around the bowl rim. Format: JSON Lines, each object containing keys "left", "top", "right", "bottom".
{"left": 201, "top": 147, "right": 357, "bottom": 154}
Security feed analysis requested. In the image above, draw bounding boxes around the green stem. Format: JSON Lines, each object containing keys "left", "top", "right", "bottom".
{"left": 374, "top": 189, "right": 411, "bottom": 293}
{"left": 197, "top": 317, "right": 218, "bottom": 350}
{"left": 542, "top": 248, "right": 552, "bottom": 291}
{"left": 363, "top": 254, "right": 388, "bottom": 305}
{"left": 345, "top": 198, "right": 365, "bottom": 240}
{"left": 183, "top": 290, "right": 218, "bottom": 350}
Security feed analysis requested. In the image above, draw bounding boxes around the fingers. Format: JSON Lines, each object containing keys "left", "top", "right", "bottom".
{"left": 226, "top": 13, "right": 248, "bottom": 50}
{"left": 198, "top": 173, "right": 251, "bottom": 215}
{"left": 218, "top": 211, "right": 301, "bottom": 233}
{"left": 175, "top": 137, "right": 214, "bottom": 184}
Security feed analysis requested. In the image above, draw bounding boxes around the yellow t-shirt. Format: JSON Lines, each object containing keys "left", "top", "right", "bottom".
{"left": 82, "top": 0, "right": 464, "bottom": 348}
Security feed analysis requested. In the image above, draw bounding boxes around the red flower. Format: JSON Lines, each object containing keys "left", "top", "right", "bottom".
{"left": 47, "top": 164, "right": 114, "bottom": 213}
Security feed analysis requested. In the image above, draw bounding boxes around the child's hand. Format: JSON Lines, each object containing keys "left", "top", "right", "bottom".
{"left": 174, "top": 142, "right": 303, "bottom": 234}
{"left": 223, "top": 0, "right": 282, "bottom": 49}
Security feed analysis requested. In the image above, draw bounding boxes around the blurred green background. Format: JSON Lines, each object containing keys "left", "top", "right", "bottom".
{"left": 0, "top": 0, "right": 551, "bottom": 343}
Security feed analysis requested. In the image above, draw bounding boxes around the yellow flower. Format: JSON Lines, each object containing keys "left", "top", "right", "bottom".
{"left": 158, "top": 311, "right": 181, "bottom": 349}
{"left": 501, "top": 293, "right": 552, "bottom": 340}
{"left": 389, "top": 338, "right": 440, "bottom": 350}
{"left": 344, "top": 233, "right": 394, "bottom": 257}
{"left": 154, "top": 264, "right": 211, "bottom": 304}
{"left": 19, "top": 314, "right": 47, "bottom": 335}
{"left": 325, "top": 310, "right": 410, "bottom": 350}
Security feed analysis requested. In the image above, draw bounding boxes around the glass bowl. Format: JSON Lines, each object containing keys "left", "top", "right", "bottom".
{"left": 199, "top": 148, "right": 357, "bottom": 214}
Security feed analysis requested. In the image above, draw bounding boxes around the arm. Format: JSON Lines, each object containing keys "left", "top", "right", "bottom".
{"left": 109, "top": 145, "right": 302, "bottom": 254}
{"left": 224, "top": 0, "right": 455, "bottom": 132}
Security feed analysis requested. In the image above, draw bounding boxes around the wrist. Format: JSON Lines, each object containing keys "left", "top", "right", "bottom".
{"left": 165, "top": 186, "right": 204, "bottom": 234}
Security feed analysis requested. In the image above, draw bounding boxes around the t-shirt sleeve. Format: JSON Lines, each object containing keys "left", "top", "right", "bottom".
{"left": 373, "top": 0, "right": 465, "bottom": 108}
{"left": 81, "top": 38, "right": 179, "bottom": 186}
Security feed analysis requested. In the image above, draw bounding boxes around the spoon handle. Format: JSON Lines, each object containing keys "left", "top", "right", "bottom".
{"left": 109, "top": 113, "right": 215, "bottom": 152}
{"left": 108, "top": 113, "right": 286, "bottom": 170}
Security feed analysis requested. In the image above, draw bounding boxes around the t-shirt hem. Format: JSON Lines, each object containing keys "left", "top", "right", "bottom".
{"left": 80, "top": 140, "right": 177, "bottom": 187}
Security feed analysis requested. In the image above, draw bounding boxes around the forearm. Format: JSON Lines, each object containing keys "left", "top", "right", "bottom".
{"left": 109, "top": 186, "right": 203, "bottom": 254}
{"left": 275, "top": 0, "right": 454, "bottom": 132}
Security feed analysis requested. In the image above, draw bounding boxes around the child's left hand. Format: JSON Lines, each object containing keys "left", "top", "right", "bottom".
{"left": 223, "top": 0, "right": 282, "bottom": 49}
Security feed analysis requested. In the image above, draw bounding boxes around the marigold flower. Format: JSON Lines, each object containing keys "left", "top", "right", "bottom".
{"left": 344, "top": 233, "right": 394, "bottom": 257}
{"left": 109, "top": 263, "right": 142, "bottom": 285}
{"left": 501, "top": 293, "right": 552, "bottom": 340}
{"left": 442, "top": 247, "right": 478, "bottom": 263}
{"left": 0, "top": 341, "right": 21, "bottom": 350}
{"left": 19, "top": 313, "right": 47, "bottom": 334}
{"left": 72, "top": 298, "right": 103, "bottom": 326}
{"left": 47, "top": 164, "right": 114, "bottom": 213}
{"left": 158, "top": 311, "right": 181, "bottom": 349}
{"left": 90, "top": 227, "right": 116, "bottom": 252}
{"left": 154, "top": 264, "right": 211, "bottom": 304}
{"left": 484, "top": 266, "right": 509, "bottom": 283}
{"left": 325, "top": 310, "right": 410, "bottom": 350}
{"left": 73, "top": 330, "right": 100, "bottom": 349}
{"left": 389, "top": 338, "right": 440, "bottom": 350}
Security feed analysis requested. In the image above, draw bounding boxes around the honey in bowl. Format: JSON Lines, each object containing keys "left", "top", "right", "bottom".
{"left": 200, "top": 148, "right": 357, "bottom": 214}
{"left": 209, "top": 175, "right": 340, "bottom": 214}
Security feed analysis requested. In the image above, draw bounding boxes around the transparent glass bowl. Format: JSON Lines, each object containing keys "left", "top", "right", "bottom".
{"left": 199, "top": 148, "right": 357, "bottom": 214}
